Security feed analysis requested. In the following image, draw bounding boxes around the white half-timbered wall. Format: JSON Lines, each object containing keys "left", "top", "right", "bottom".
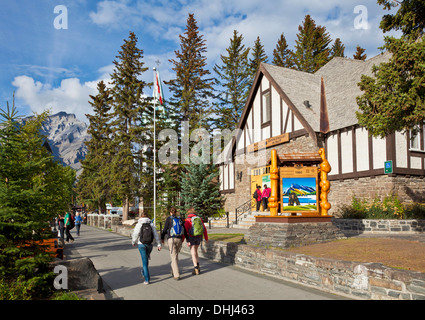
{"left": 325, "top": 124, "right": 425, "bottom": 180}
{"left": 220, "top": 75, "right": 306, "bottom": 192}
{"left": 236, "top": 76, "right": 304, "bottom": 154}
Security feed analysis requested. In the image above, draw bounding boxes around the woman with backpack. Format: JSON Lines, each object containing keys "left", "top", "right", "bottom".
{"left": 161, "top": 208, "right": 188, "bottom": 280}
{"left": 184, "top": 208, "right": 208, "bottom": 275}
{"left": 132, "top": 212, "right": 162, "bottom": 284}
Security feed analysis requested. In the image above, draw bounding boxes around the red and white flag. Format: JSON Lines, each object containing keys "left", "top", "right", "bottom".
{"left": 153, "top": 69, "right": 164, "bottom": 105}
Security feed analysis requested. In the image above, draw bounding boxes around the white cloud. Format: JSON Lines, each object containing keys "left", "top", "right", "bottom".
{"left": 12, "top": 75, "right": 98, "bottom": 123}
{"left": 89, "top": 0, "right": 142, "bottom": 29}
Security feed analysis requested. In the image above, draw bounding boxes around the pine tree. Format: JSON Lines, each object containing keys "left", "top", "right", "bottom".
{"left": 272, "top": 32, "right": 293, "bottom": 68}
{"left": 291, "top": 15, "right": 332, "bottom": 73}
{"left": 248, "top": 36, "right": 268, "bottom": 81}
{"left": 179, "top": 160, "right": 223, "bottom": 218}
{"left": 330, "top": 38, "right": 346, "bottom": 58}
{"left": 109, "top": 32, "right": 152, "bottom": 220}
{"left": 213, "top": 30, "right": 250, "bottom": 131}
{"left": 166, "top": 13, "right": 215, "bottom": 130}
{"left": 77, "top": 81, "right": 113, "bottom": 213}
{"left": 353, "top": 45, "right": 367, "bottom": 60}
{"left": 356, "top": 0, "right": 425, "bottom": 137}
{"left": 0, "top": 101, "right": 75, "bottom": 295}
{"left": 378, "top": 0, "right": 425, "bottom": 40}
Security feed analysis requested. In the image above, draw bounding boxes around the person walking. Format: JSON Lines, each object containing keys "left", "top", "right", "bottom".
{"left": 253, "top": 185, "right": 262, "bottom": 211}
{"left": 64, "top": 212, "right": 74, "bottom": 243}
{"left": 161, "top": 208, "right": 188, "bottom": 280}
{"left": 262, "top": 184, "right": 271, "bottom": 211}
{"left": 75, "top": 212, "right": 83, "bottom": 236}
{"left": 132, "top": 213, "right": 162, "bottom": 284}
{"left": 57, "top": 214, "right": 65, "bottom": 244}
{"left": 184, "top": 208, "right": 208, "bottom": 275}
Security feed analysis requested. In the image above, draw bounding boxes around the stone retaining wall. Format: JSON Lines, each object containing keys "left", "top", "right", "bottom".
{"left": 332, "top": 218, "right": 425, "bottom": 234}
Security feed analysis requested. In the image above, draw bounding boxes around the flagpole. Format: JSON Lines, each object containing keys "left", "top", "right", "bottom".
{"left": 153, "top": 67, "right": 157, "bottom": 227}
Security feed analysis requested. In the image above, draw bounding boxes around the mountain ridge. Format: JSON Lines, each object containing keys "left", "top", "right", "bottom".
{"left": 39, "top": 112, "right": 90, "bottom": 175}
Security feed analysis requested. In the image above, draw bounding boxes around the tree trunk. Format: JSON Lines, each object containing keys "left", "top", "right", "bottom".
{"left": 123, "top": 196, "right": 129, "bottom": 221}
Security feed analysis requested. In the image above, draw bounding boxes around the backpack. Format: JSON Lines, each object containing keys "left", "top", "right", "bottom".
{"left": 139, "top": 222, "right": 154, "bottom": 244}
{"left": 190, "top": 216, "right": 204, "bottom": 237}
{"left": 253, "top": 190, "right": 258, "bottom": 199}
{"left": 69, "top": 215, "right": 75, "bottom": 230}
{"left": 169, "top": 217, "right": 183, "bottom": 237}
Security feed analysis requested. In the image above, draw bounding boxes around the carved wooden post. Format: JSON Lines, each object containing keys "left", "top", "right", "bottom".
{"left": 319, "top": 148, "right": 331, "bottom": 216}
{"left": 269, "top": 149, "right": 279, "bottom": 216}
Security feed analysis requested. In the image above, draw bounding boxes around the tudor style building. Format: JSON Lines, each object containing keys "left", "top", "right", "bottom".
{"left": 219, "top": 52, "right": 425, "bottom": 215}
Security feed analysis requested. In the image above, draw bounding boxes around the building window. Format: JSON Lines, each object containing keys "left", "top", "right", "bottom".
{"left": 262, "top": 91, "right": 271, "bottom": 124}
{"left": 410, "top": 125, "right": 424, "bottom": 152}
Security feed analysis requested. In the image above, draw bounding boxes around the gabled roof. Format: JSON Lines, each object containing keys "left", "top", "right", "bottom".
{"left": 228, "top": 52, "right": 391, "bottom": 162}
{"left": 244, "top": 52, "right": 391, "bottom": 134}
{"left": 315, "top": 52, "right": 390, "bottom": 131}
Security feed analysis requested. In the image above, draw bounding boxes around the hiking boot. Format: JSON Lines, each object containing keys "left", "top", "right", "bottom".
{"left": 193, "top": 266, "right": 200, "bottom": 275}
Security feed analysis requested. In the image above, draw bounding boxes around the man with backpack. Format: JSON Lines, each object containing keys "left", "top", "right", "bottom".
{"left": 253, "top": 185, "right": 262, "bottom": 211}
{"left": 132, "top": 213, "right": 161, "bottom": 284}
{"left": 183, "top": 208, "right": 208, "bottom": 275}
{"left": 161, "top": 208, "right": 188, "bottom": 280}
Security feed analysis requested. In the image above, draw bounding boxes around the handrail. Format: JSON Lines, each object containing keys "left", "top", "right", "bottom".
{"left": 234, "top": 199, "right": 254, "bottom": 225}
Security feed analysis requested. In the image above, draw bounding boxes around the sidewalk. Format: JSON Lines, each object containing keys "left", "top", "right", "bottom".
{"left": 64, "top": 224, "right": 348, "bottom": 300}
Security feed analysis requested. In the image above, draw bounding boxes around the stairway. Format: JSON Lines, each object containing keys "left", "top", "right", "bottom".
{"left": 209, "top": 211, "right": 270, "bottom": 229}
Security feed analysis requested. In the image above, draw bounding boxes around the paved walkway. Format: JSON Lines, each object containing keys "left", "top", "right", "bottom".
{"left": 65, "top": 225, "right": 348, "bottom": 300}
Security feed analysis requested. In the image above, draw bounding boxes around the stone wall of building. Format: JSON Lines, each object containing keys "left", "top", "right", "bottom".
{"left": 329, "top": 175, "right": 425, "bottom": 216}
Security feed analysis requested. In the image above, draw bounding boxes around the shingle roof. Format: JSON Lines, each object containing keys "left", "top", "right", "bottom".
{"left": 260, "top": 51, "right": 391, "bottom": 132}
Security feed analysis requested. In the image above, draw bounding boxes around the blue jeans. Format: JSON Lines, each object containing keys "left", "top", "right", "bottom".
{"left": 138, "top": 244, "right": 153, "bottom": 282}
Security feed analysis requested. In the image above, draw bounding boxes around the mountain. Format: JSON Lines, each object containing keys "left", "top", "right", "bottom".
{"left": 39, "top": 112, "right": 90, "bottom": 175}
{"left": 283, "top": 183, "right": 316, "bottom": 196}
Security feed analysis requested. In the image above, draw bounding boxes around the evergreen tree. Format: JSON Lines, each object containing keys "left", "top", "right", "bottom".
{"left": 179, "top": 160, "right": 223, "bottom": 219}
{"left": 248, "top": 36, "right": 268, "bottom": 81}
{"left": 272, "top": 32, "right": 293, "bottom": 68}
{"left": 213, "top": 30, "right": 250, "bottom": 131}
{"left": 356, "top": 0, "right": 425, "bottom": 137}
{"left": 291, "top": 15, "right": 332, "bottom": 73}
{"left": 166, "top": 13, "right": 215, "bottom": 130}
{"left": 109, "top": 32, "right": 152, "bottom": 220}
{"left": 0, "top": 101, "right": 75, "bottom": 297}
{"left": 77, "top": 81, "right": 113, "bottom": 213}
{"left": 353, "top": 45, "right": 367, "bottom": 60}
{"left": 378, "top": 0, "right": 425, "bottom": 40}
{"left": 330, "top": 38, "right": 346, "bottom": 58}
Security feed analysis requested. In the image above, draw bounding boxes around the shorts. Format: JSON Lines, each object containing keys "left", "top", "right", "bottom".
{"left": 187, "top": 235, "right": 202, "bottom": 246}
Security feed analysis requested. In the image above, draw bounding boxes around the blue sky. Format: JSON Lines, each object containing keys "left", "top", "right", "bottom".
{"left": 0, "top": 0, "right": 399, "bottom": 122}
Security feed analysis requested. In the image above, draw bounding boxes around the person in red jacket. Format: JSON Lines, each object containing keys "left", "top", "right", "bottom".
{"left": 184, "top": 207, "right": 208, "bottom": 275}
{"left": 253, "top": 185, "right": 262, "bottom": 211}
{"left": 262, "top": 184, "right": 271, "bottom": 211}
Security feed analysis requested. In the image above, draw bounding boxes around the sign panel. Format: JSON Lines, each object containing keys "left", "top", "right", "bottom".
{"left": 280, "top": 166, "right": 319, "bottom": 214}
{"left": 384, "top": 160, "right": 393, "bottom": 174}
{"left": 247, "top": 133, "right": 289, "bottom": 153}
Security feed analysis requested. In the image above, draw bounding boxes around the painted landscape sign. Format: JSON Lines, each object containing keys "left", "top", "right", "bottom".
{"left": 280, "top": 166, "right": 319, "bottom": 214}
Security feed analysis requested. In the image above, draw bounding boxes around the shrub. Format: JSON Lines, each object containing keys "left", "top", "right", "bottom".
{"left": 339, "top": 195, "right": 423, "bottom": 220}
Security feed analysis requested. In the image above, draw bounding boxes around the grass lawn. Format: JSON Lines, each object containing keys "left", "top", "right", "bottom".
{"left": 208, "top": 233, "right": 245, "bottom": 243}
